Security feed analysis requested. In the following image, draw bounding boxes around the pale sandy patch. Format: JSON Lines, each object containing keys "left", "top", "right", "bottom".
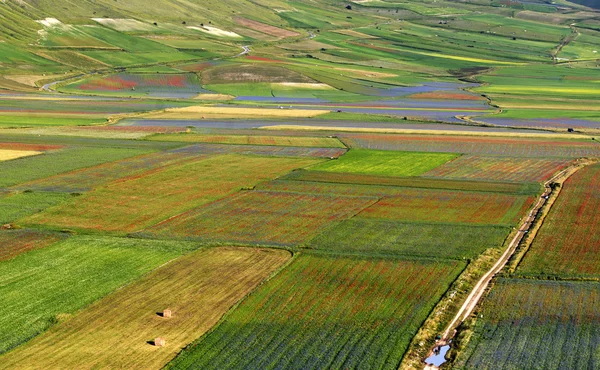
{"left": 91, "top": 18, "right": 154, "bottom": 32}
{"left": 36, "top": 18, "right": 63, "bottom": 28}
{"left": 334, "top": 67, "right": 397, "bottom": 78}
{"left": 0, "top": 150, "right": 42, "bottom": 162}
{"left": 187, "top": 26, "right": 241, "bottom": 38}
{"left": 274, "top": 82, "right": 334, "bottom": 89}
{"left": 192, "top": 94, "right": 235, "bottom": 100}
{"left": 150, "top": 106, "right": 330, "bottom": 119}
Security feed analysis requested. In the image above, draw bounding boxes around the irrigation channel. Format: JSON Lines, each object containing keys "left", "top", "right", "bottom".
{"left": 423, "top": 161, "right": 587, "bottom": 369}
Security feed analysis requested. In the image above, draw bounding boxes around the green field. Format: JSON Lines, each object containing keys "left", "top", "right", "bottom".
{"left": 0, "top": 236, "right": 197, "bottom": 355}
{"left": 167, "top": 254, "right": 465, "bottom": 370}
{"left": 0, "top": 147, "right": 151, "bottom": 188}
{"left": 306, "top": 220, "right": 510, "bottom": 259}
{"left": 310, "top": 149, "right": 459, "bottom": 177}
{"left": 0, "top": 191, "right": 72, "bottom": 224}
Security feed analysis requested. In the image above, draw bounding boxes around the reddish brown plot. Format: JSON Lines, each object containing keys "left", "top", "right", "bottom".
{"left": 148, "top": 190, "right": 377, "bottom": 245}
{"left": 0, "top": 229, "right": 66, "bottom": 261}
{"left": 518, "top": 163, "right": 600, "bottom": 278}
{"left": 235, "top": 17, "right": 299, "bottom": 37}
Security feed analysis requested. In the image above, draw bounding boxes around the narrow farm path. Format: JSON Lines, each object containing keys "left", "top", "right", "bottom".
{"left": 429, "top": 160, "right": 588, "bottom": 359}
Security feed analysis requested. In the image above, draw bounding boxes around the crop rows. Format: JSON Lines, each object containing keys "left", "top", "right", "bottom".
{"left": 0, "top": 229, "right": 66, "bottom": 261}
{"left": 517, "top": 163, "right": 600, "bottom": 279}
{"left": 357, "top": 190, "right": 533, "bottom": 225}
{"left": 283, "top": 170, "right": 540, "bottom": 195}
{"left": 148, "top": 190, "right": 377, "bottom": 245}
{"left": 26, "top": 154, "right": 321, "bottom": 232}
{"left": 1, "top": 247, "right": 290, "bottom": 370}
{"left": 340, "top": 134, "right": 600, "bottom": 158}
{"left": 455, "top": 278, "right": 600, "bottom": 370}
{"left": 148, "top": 133, "right": 345, "bottom": 148}
{"left": 306, "top": 219, "right": 510, "bottom": 259}
{"left": 423, "top": 155, "right": 572, "bottom": 182}
{"left": 167, "top": 254, "right": 465, "bottom": 370}
{"left": 0, "top": 146, "right": 150, "bottom": 188}
{"left": 14, "top": 149, "right": 206, "bottom": 192}
{"left": 0, "top": 236, "right": 188, "bottom": 355}
{"left": 310, "top": 149, "right": 458, "bottom": 177}
{"left": 169, "top": 143, "right": 346, "bottom": 158}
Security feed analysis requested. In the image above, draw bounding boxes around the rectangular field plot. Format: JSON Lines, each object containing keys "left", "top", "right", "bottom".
{"left": 0, "top": 236, "right": 190, "bottom": 355}
{"left": 285, "top": 170, "right": 541, "bottom": 194}
{"left": 455, "top": 279, "right": 600, "bottom": 370}
{"left": 357, "top": 190, "right": 534, "bottom": 226}
{"left": 1, "top": 247, "right": 290, "bottom": 370}
{"left": 0, "top": 229, "right": 66, "bottom": 261}
{"left": 307, "top": 220, "right": 510, "bottom": 259}
{"left": 0, "top": 146, "right": 150, "bottom": 188}
{"left": 283, "top": 170, "right": 540, "bottom": 195}
{"left": 25, "top": 155, "right": 321, "bottom": 232}
{"left": 166, "top": 254, "right": 465, "bottom": 370}
{"left": 340, "top": 134, "right": 600, "bottom": 158}
{"left": 517, "top": 163, "right": 600, "bottom": 279}
{"left": 310, "top": 149, "right": 459, "bottom": 177}
{"left": 148, "top": 191, "right": 377, "bottom": 246}
{"left": 423, "top": 156, "right": 572, "bottom": 183}
{"left": 148, "top": 133, "right": 345, "bottom": 148}
{"left": 0, "top": 191, "right": 72, "bottom": 224}
{"left": 13, "top": 149, "right": 205, "bottom": 192}
{"left": 169, "top": 143, "right": 346, "bottom": 158}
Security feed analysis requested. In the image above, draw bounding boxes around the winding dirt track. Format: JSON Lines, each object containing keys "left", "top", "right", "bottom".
{"left": 440, "top": 163, "right": 583, "bottom": 342}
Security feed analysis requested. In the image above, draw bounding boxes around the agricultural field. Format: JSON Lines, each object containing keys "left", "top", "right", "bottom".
{"left": 357, "top": 189, "right": 533, "bottom": 226}
{"left": 166, "top": 254, "right": 465, "bottom": 369}
{"left": 306, "top": 220, "right": 510, "bottom": 259}
{"left": 0, "top": 0, "right": 599, "bottom": 368}
{"left": 0, "top": 236, "right": 196, "bottom": 355}
{"left": 0, "top": 229, "right": 66, "bottom": 261}
{"left": 25, "top": 154, "right": 321, "bottom": 232}
{"left": 310, "top": 149, "right": 459, "bottom": 177}
{"left": 0, "top": 146, "right": 150, "bottom": 188}
{"left": 1, "top": 247, "right": 290, "bottom": 369}
{"left": 517, "top": 163, "right": 600, "bottom": 279}
{"left": 423, "top": 155, "right": 572, "bottom": 183}
{"left": 454, "top": 278, "right": 600, "bottom": 370}
{"left": 341, "top": 134, "right": 600, "bottom": 158}
{"left": 146, "top": 190, "right": 378, "bottom": 245}
{"left": 147, "top": 133, "right": 345, "bottom": 148}
{"left": 62, "top": 73, "right": 207, "bottom": 98}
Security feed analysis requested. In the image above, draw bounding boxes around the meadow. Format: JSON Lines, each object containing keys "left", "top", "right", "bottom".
{"left": 166, "top": 254, "right": 466, "bottom": 370}
{"left": 454, "top": 278, "right": 600, "bottom": 370}
{"left": 0, "top": 191, "right": 72, "bottom": 224}
{"left": 147, "top": 133, "right": 345, "bottom": 148}
{"left": 0, "top": 247, "right": 290, "bottom": 369}
{"left": 517, "top": 163, "right": 600, "bottom": 279}
{"left": 0, "top": 229, "right": 66, "bottom": 261}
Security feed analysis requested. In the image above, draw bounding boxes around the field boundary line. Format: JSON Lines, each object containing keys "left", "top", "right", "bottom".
{"left": 427, "top": 159, "right": 594, "bottom": 363}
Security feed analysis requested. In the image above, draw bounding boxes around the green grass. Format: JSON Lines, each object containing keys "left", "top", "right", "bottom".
{"left": 166, "top": 253, "right": 465, "bottom": 370}
{"left": 0, "top": 192, "right": 73, "bottom": 224}
{"left": 0, "top": 235, "right": 197, "bottom": 355}
{"left": 310, "top": 149, "right": 459, "bottom": 177}
{"left": 306, "top": 220, "right": 510, "bottom": 259}
{"left": 0, "top": 116, "right": 107, "bottom": 128}
{"left": 0, "top": 147, "right": 151, "bottom": 188}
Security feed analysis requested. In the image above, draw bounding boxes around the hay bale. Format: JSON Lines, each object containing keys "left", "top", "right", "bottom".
{"left": 154, "top": 337, "right": 166, "bottom": 347}
{"left": 163, "top": 309, "right": 172, "bottom": 318}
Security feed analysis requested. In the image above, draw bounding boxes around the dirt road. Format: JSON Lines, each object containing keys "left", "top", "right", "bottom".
{"left": 440, "top": 163, "right": 582, "bottom": 341}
